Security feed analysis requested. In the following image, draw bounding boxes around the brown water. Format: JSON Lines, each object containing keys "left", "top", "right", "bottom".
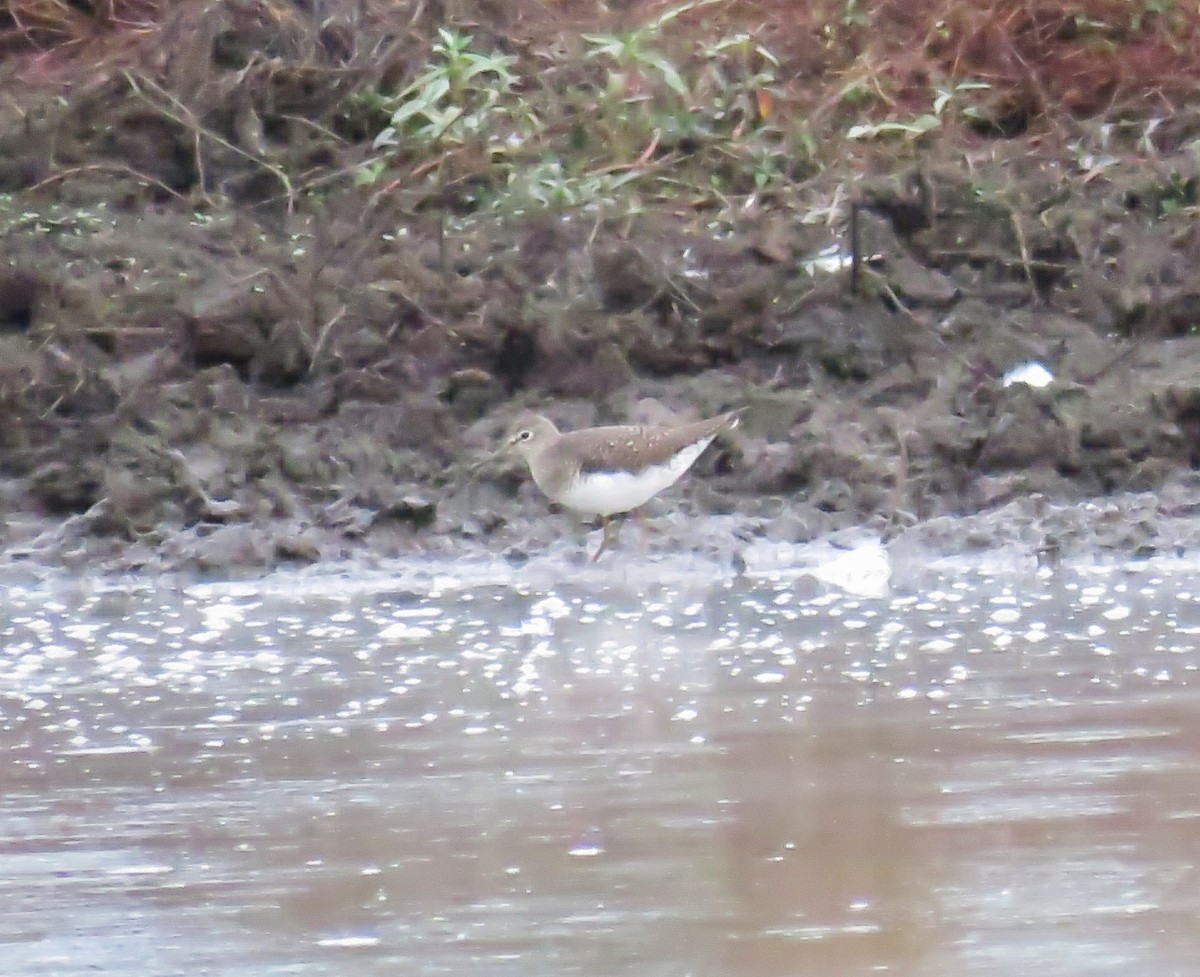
{"left": 1, "top": 554, "right": 1198, "bottom": 977}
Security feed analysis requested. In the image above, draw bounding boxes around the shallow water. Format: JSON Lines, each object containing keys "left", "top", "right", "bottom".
{"left": 1, "top": 551, "right": 1199, "bottom": 977}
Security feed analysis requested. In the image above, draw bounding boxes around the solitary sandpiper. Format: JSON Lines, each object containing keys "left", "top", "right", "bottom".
{"left": 503, "top": 409, "right": 741, "bottom": 561}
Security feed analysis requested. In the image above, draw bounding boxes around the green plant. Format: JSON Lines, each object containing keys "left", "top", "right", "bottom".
{"left": 846, "top": 79, "right": 990, "bottom": 142}
{"left": 499, "top": 159, "right": 643, "bottom": 215}
{"left": 818, "top": 0, "right": 869, "bottom": 49}
{"left": 580, "top": 0, "right": 732, "bottom": 148}
{"left": 372, "top": 28, "right": 519, "bottom": 152}
{"left": 698, "top": 31, "right": 781, "bottom": 134}
{"left": 581, "top": 0, "right": 788, "bottom": 174}
{"left": 841, "top": 0, "right": 869, "bottom": 28}
{"left": 583, "top": 2, "right": 705, "bottom": 104}
{"left": 742, "top": 141, "right": 788, "bottom": 193}
{"left": 1130, "top": 0, "right": 1177, "bottom": 32}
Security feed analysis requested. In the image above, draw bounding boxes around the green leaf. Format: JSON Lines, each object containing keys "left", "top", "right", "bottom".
{"left": 606, "top": 169, "right": 643, "bottom": 190}
{"left": 436, "top": 27, "right": 471, "bottom": 53}
{"left": 426, "top": 105, "right": 465, "bottom": 141}
{"left": 462, "top": 54, "right": 516, "bottom": 85}
{"left": 643, "top": 52, "right": 690, "bottom": 97}
{"left": 585, "top": 38, "right": 626, "bottom": 61}
{"left": 391, "top": 78, "right": 450, "bottom": 124}
{"left": 907, "top": 113, "right": 942, "bottom": 134}
{"left": 846, "top": 115, "right": 942, "bottom": 140}
{"left": 355, "top": 160, "right": 387, "bottom": 185}
{"left": 371, "top": 126, "right": 398, "bottom": 150}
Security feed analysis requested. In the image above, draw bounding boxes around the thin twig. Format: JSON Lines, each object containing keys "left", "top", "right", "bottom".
{"left": 863, "top": 267, "right": 979, "bottom": 374}
{"left": 883, "top": 412, "right": 918, "bottom": 535}
{"left": 122, "top": 69, "right": 297, "bottom": 213}
{"left": 308, "top": 305, "right": 347, "bottom": 376}
{"left": 24, "top": 163, "right": 185, "bottom": 201}
{"left": 1008, "top": 210, "right": 1038, "bottom": 303}
{"left": 1076, "top": 339, "right": 1145, "bottom": 386}
{"left": 849, "top": 199, "right": 861, "bottom": 294}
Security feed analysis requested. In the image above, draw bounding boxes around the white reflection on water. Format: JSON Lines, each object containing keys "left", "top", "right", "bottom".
{"left": 0, "top": 557, "right": 1198, "bottom": 976}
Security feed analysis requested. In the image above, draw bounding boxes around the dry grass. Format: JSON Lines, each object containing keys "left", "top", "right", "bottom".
{"left": 856, "top": 0, "right": 1200, "bottom": 121}
{"left": 4, "top": 0, "right": 1198, "bottom": 126}
{"left": 1, "top": 0, "right": 159, "bottom": 48}
{"left": 3, "top": 0, "right": 1199, "bottom": 222}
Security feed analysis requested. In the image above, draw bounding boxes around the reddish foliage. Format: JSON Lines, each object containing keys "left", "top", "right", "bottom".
{"left": 2, "top": 0, "right": 1198, "bottom": 126}
{"left": 650, "top": 0, "right": 1200, "bottom": 124}
{"left": 865, "top": 0, "right": 1200, "bottom": 120}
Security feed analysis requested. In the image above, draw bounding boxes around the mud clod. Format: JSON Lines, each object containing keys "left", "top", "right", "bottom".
{"left": 0, "top": 270, "right": 43, "bottom": 332}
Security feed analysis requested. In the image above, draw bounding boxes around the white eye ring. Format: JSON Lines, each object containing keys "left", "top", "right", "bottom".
{"left": 518, "top": 430, "right": 532, "bottom": 441}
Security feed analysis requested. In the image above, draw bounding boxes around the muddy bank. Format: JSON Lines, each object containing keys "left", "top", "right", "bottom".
{"left": 1, "top": 1, "right": 1199, "bottom": 578}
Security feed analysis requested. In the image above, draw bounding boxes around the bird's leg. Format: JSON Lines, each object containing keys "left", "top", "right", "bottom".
{"left": 633, "top": 509, "right": 648, "bottom": 553}
{"left": 591, "top": 516, "right": 621, "bottom": 562}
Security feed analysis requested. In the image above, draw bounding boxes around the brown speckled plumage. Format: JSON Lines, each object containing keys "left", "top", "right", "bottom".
{"left": 501, "top": 409, "right": 741, "bottom": 560}
{"left": 505, "top": 410, "right": 741, "bottom": 506}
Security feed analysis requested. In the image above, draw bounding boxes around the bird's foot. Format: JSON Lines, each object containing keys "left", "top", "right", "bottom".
{"left": 591, "top": 517, "right": 621, "bottom": 562}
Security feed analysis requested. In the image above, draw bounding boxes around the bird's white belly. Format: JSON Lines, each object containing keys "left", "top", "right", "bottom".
{"left": 554, "top": 437, "right": 713, "bottom": 516}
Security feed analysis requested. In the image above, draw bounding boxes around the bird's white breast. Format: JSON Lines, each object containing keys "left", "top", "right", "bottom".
{"left": 553, "top": 437, "right": 713, "bottom": 516}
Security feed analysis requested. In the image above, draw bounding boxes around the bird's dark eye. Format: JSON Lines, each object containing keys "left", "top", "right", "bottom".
{"left": 518, "top": 430, "right": 532, "bottom": 442}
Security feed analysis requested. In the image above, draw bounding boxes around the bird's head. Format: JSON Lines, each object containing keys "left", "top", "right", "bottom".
{"left": 503, "top": 414, "right": 559, "bottom": 460}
